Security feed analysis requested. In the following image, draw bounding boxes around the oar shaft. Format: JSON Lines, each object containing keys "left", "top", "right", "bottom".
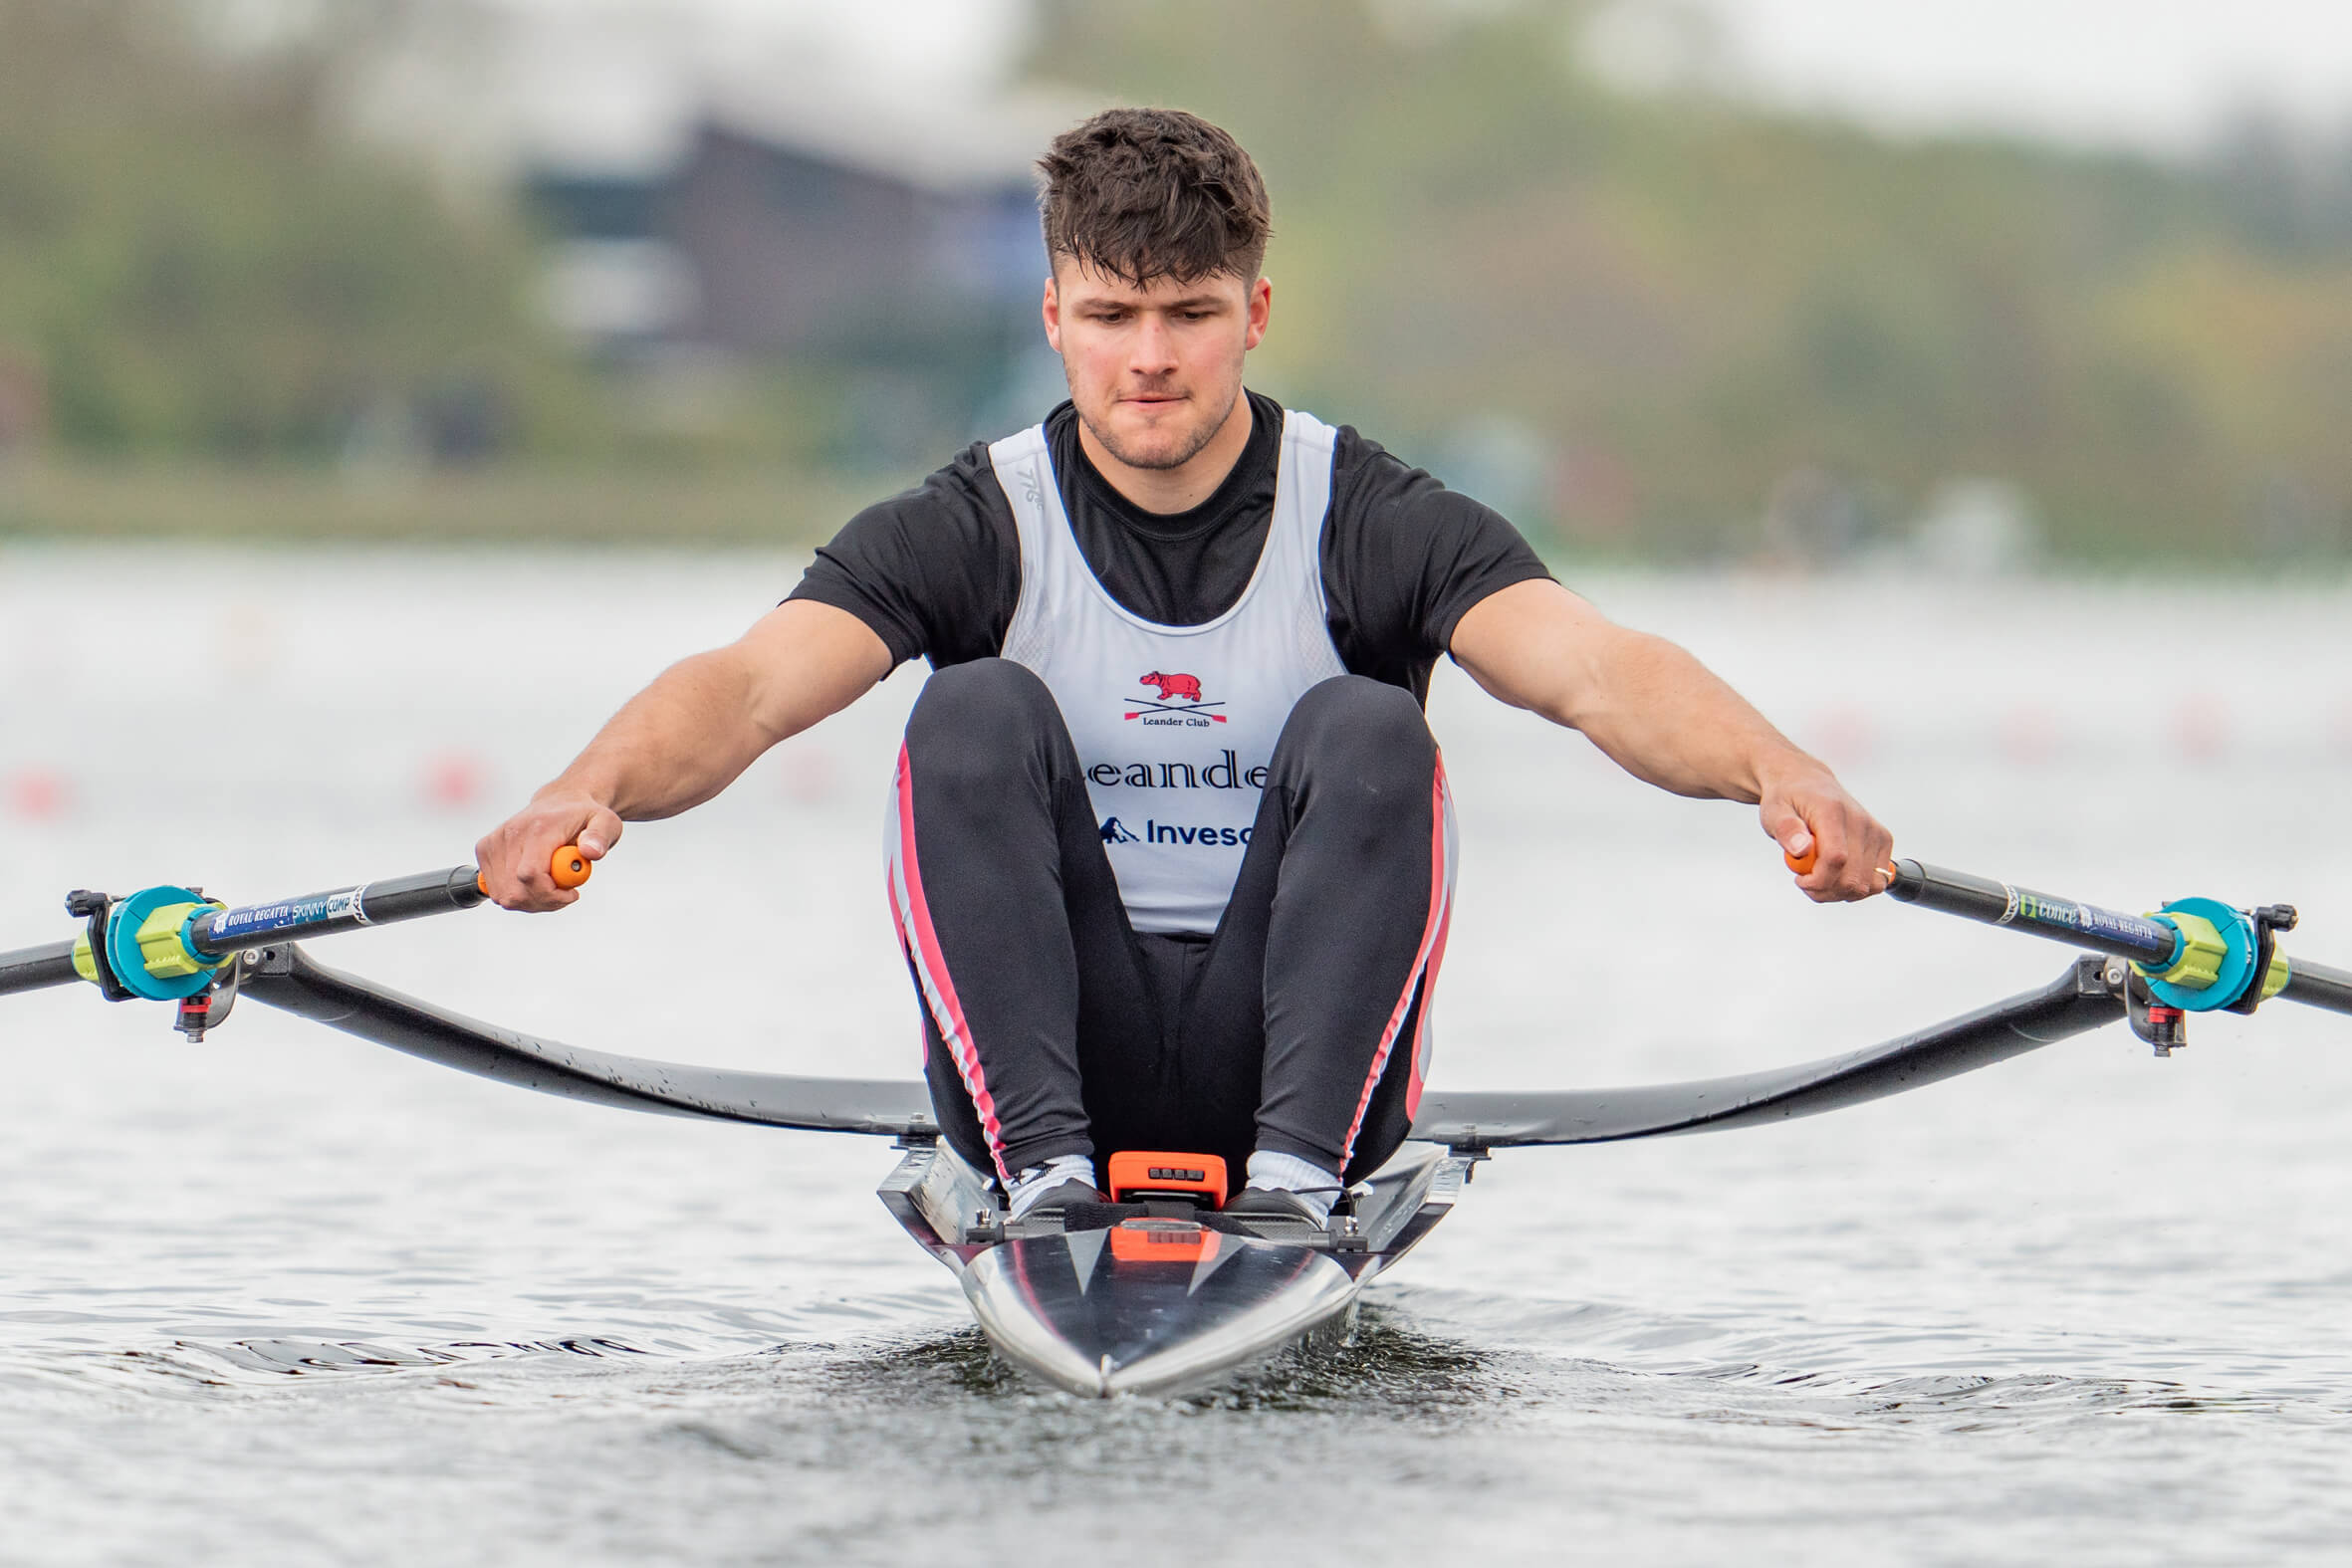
{"left": 1889, "top": 857, "right": 2352, "bottom": 1018}
{"left": 0, "top": 850, "right": 584, "bottom": 1001}
{"left": 2280, "top": 958, "right": 2352, "bottom": 1016}
{"left": 1887, "top": 859, "right": 2182, "bottom": 967}
{"left": 0, "top": 868, "right": 484, "bottom": 999}
{"left": 187, "top": 866, "right": 486, "bottom": 958}
{"left": 0, "top": 940, "right": 82, "bottom": 998}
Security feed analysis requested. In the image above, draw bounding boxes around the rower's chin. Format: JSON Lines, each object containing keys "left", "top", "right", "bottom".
{"left": 1103, "top": 408, "right": 1203, "bottom": 468}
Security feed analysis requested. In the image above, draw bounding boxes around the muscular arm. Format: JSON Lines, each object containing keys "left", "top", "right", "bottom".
{"left": 476, "top": 600, "right": 893, "bottom": 909}
{"left": 1449, "top": 578, "right": 1892, "bottom": 901}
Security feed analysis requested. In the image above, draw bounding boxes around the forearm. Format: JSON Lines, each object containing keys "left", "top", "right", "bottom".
{"left": 545, "top": 649, "right": 777, "bottom": 821}
{"left": 1454, "top": 579, "right": 1819, "bottom": 800}
{"left": 543, "top": 600, "right": 892, "bottom": 822}
{"left": 1542, "top": 627, "right": 1817, "bottom": 802}
{"left": 1451, "top": 578, "right": 1890, "bottom": 901}
{"left": 478, "top": 602, "right": 890, "bottom": 911}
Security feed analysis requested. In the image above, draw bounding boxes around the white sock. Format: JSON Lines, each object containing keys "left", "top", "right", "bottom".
{"left": 1246, "top": 1150, "right": 1340, "bottom": 1223}
{"left": 1006, "top": 1155, "right": 1097, "bottom": 1218}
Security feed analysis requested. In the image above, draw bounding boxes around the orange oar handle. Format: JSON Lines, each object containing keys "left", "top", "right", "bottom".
{"left": 474, "top": 845, "right": 593, "bottom": 897}
{"left": 1786, "top": 845, "right": 1906, "bottom": 886}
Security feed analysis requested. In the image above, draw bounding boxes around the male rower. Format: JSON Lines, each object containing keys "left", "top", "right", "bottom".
{"left": 477, "top": 108, "right": 1894, "bottom": 1224}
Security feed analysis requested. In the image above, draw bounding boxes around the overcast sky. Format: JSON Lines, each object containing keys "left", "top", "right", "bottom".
{"left": 434, "top": 0, "right": 2352, "bottom": 169}
{"left": 1700, "top": 0, "right": 2352, "bottom": 149}
{"left": 494, "top": 0, "right": 1031, "bottom": 98}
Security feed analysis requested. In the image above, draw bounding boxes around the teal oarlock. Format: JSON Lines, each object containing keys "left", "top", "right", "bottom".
{"left": 101, "top": 885, "right": 224, "bottom": 1002}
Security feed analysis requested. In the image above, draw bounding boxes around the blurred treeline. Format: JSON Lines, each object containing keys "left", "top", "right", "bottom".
{"left": 0, "top": 0, "right": 609, "bottom": 463}
{"left": 3, "top": 0, "right": 2350, "bottom": 560}
{"left": 0, "top": 0, "right": 837, "bottom": 540}
{"left": 1030, "top": 0, "right": 2352, "bottom": 560}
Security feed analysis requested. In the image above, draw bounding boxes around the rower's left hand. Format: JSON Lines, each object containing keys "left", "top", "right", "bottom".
{"left": 1761, "top": 767, "right": 1894, "bottom": 902}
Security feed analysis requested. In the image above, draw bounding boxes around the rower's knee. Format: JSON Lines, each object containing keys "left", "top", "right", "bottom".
{"left": 1277, "top": 677, "right": 1434, "bottom": 804}
{"left": 905, "top": 658, "right": 1061, "bottom": 785}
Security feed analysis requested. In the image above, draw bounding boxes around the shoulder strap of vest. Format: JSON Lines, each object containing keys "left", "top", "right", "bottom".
{"left": 988, "top": 423, "right": 1056, "bottom": 663}
{"left": 1276, "top": 407, "right": 1340, "bottom": 579}
{"left": 1280, "top": 406, "right": 1340, "bottom": 452}
{"left": 987, "top": 423, "right": 1054, "bottom": 538}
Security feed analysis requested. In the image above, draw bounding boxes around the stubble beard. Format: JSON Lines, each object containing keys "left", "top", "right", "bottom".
{"left": 1072, "top": 383, "right": 1240, "bottom": 473}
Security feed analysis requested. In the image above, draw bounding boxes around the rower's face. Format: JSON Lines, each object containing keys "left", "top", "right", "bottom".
{"left": 1044, "top": 263, "right": 1271, "bottom": 471}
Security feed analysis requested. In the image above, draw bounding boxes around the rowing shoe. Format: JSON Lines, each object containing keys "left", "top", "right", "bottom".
{"left": 4, "top": 848, "right": 2346, "bottom": 1396}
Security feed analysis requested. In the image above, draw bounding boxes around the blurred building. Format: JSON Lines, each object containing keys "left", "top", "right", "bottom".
{"left": 526, "top": 93, "right": 1066, "bottom": 466}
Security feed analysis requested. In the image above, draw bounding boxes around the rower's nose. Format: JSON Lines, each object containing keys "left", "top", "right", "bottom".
{"left": 1130, "top": 313, "right": 1179, "bottom": 376}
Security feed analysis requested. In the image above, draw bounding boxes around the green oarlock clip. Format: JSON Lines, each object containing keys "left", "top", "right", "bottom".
{"left": 2260, "top": 950, "right": 2290, "bottom": 1004}
{"left": 71, "top": 931, "right": 99, "bottom": 985}
{"left": 2136, "top": 908, "right": 2227, "bottom": 992}
{"left": 135, "top": 901, "right": 218, "bottom": 980}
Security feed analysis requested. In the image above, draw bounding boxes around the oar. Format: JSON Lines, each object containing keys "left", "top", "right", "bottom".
{"left": 1787, "top": 845, "right": 2352, "bottom": 1018}
{"left": 0, "top": 847, "right": 590, "bottom": 1004}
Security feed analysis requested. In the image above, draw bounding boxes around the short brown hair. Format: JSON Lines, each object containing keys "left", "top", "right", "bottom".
{"left": 1038, "top": 108, "right": 1272, "bottom": 286}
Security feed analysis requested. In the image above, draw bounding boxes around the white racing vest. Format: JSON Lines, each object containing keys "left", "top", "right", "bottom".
{"left": 990, "top": 408, "right": 1347, "bottom": 934}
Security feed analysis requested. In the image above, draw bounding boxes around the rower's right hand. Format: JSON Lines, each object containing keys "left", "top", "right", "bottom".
{"left": 475, "top": 793, "right": 622, "bottom": 911}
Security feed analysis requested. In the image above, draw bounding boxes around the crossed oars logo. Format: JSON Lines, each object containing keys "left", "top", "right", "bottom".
{"left": 1127, "top": 671, "right": 1227, "bottom": 723}
{"left": 1124, "top": 696, "right": 1228, "bottom": 722}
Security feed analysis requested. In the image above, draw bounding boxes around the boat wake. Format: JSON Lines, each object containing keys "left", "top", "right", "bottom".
{"left": 1372, "top": 1285, "right": 2352, "bottom": 1432}
{"left": 0, "top": 1333, "right": 667, "bottom": 1405}
{"left": 0, "top": 1305, "right": 1511, "bottom": 1426}
{"left": 7, "top": 1284, "right": 2346, "bottom": 1443}
{"left": 6, "top": 1294, "right": 2349, "bottom": 1568}
{"left": 798, "top": 1316, "right": 1514, "bottom": 1419}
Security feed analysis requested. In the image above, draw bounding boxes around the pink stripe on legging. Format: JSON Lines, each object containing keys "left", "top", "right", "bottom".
{"left": 1405, "top": 878, "right": 1454, "bottom": 1122}
{"left": 1340, "top": 753, "right": 1458, "bottom": 1164}
{"left": 886, "top": 743, "right": 1008, "bottom": 1179}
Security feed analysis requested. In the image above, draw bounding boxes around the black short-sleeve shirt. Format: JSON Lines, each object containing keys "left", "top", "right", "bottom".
{"left": 788, "top": 390, "right": 1551, "bottom": 706}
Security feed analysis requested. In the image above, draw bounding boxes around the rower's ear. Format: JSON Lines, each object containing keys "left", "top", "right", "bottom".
{"left": 1042, "top": 275, "right": 1063, "bottom": 353}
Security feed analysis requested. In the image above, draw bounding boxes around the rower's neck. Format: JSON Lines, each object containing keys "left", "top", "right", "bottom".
{"left": 1076, "top": 392, "right": 1256, "bottom": 516}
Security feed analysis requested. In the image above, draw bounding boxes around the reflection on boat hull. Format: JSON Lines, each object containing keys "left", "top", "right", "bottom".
{"left": 966, "top": 1231, "right": 1360, "bottom": 1398}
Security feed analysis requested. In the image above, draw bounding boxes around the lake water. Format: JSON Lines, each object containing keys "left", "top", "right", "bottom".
{"left": 4, "top": 543, "right": 2351, "bottom": 1566}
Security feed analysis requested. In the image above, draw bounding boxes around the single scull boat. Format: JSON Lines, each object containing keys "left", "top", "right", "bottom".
{"left": 5, "top": 850, "right": 2348, "bottom": 1398}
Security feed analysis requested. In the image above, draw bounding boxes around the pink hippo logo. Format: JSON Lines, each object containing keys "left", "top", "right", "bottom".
{"left": 1140, "top": 671, "right": 1204, "bottom": 703}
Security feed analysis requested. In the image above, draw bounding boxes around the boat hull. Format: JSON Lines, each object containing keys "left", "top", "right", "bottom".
{"left": 880, "top": 1140, "right": 1473, "bottom": 1399}
{"left": 962, "top": 1231, "right": 1362, "bottom": 1398}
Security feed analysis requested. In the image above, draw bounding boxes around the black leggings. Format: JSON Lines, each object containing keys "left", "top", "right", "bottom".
{"left": 886, "top": 659, "right": 1455, "bottom": 1188}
